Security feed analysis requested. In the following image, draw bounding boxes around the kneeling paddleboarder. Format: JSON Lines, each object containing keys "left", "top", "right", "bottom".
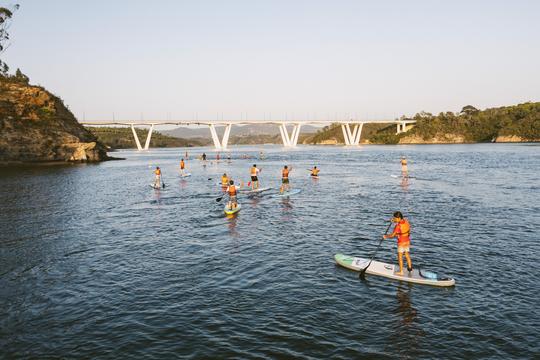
{"left": 384, "top": 211, "right": 412, "bottom": 275}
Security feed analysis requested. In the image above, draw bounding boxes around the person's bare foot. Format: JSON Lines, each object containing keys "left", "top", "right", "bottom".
{"left": 395, "top": 271, "right": 404, "bottom": 276}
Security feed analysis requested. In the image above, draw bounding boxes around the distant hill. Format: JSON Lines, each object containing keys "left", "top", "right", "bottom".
{"left": 303, "top": 102, "right": 540, "bottom": 145}
{"left": 163, "top": 124, "right": 320, "bottom": 139}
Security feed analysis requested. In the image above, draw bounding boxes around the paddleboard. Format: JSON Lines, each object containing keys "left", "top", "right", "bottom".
{"left": 391, "top": 174, "right": 415, "bottom": 179}
{"left": 241, "top": 186, "right": 271, "bottom": 194}
{"left": 149, "top": 184, "right": 163, "bottom": 190}
{"left": 180, "top": 173, "right": 192, "bottom": 178}
{"left": 334, "top": 253, "right": 455, "bottom": 287}
{"left": 224, "top": 203, "right": 241, "bottom": 215}
{"left": 277, "top": 188, "right": 302, "bottom": 197}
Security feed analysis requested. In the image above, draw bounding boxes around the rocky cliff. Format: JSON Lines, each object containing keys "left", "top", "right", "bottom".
{"left": 0, "top": 78, "right": 110, "bottom": 164}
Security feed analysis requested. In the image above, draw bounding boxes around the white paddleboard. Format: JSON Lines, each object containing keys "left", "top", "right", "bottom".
{"left": 180, "top": 173, "right": 192, "bottom": 178}
{"left": 334, "top": 253, "right": 455, "bottom": 287}
{"left": 277, "top": 188, "right": 302, "bottom": 197}
{"left": 241, "top": 186, "right": 271, "bottom": 194}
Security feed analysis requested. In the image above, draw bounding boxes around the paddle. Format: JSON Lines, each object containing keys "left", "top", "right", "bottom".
{"left": 359, "top": 220, "right": 393, "bottom": 279}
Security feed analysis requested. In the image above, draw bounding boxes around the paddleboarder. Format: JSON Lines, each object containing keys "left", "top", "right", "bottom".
{"left": 180, "top": 158, "right": 186, "bottom": 175}
{"left": 401, "top": 156, "right": 408, "bottom": 177}
{"left": 221, "top": 173, "right": 229, "bottom": 188}
{"left": 202, "top": 153, "right": 207, "bottom": 161}
{"left": 226, "top": 180, "right": 240, "bottom": 210}
{"left": 383, "top": 211, "right": 412, "bottom": 276}
{"left": 153, "top": 166, "right": 162, "bottom": 189}
{"left": 309, "top": 166, "right": 320, "bottom": 177}
{"left": 250, "top": 164, "right": 261, "bottom": 190}
{"left": 280, "top": 165, "right": 292, "bottom": 193}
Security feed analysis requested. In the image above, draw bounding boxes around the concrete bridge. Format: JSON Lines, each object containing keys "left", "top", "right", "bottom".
{"left": 81, "top": 119, "right": 416, "bottom": 151}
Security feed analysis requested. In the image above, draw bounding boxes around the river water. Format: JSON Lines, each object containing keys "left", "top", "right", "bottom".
{"left": 0, "top": 144, "right": 538, "bottom": 359}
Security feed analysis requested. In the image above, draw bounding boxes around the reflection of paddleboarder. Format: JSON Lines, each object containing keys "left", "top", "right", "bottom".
{"left": 383, "top": 211, "right": 412, "bottom": 276}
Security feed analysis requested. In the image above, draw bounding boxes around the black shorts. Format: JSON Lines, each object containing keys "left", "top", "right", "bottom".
{"left": 282, "top": 178, "right": 289, "bottom": 184}
{"left": 251, "top": 176, "right": 258, "bottom": 181}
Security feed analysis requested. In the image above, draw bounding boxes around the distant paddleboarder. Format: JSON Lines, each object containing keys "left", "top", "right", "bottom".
{"left": 153, "top": 166, "right": 162, "bottom": 189}
{"left": 401, "top": 156, "right": 408, "bottom": 177}
{"left": 383, "top": 211, "right": 413, "bottom": 276}
{"left": 180, "top": 158, "right": 186, "bottom": 175}
{"left": 280, "top": 165, "right": 292, "bottom": 193}
{"left": 309, "top": 166, "right": 320, "bottom": 177}
{"left": 250, "top": 164, "right": 261, "bottom": 190}
{"left": 202, "top": 153, "right": 207, "bottom": 161}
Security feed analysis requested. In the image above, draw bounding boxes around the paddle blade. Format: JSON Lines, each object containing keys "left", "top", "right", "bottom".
{"left": 215, "top": 196, "right": 223, "bottom": 202}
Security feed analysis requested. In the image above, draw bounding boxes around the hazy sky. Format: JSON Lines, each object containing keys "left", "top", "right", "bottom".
{"left": 3, "top": 0, "right": 540, "bottom": 121}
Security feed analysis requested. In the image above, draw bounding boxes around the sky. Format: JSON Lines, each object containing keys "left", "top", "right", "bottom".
{"left": 2, "top": 0, "right": 540, "bottom": 122}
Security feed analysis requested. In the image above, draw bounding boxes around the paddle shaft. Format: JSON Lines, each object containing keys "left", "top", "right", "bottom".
{"left": 359, "top": 221, "right": 393, "bottom": 278}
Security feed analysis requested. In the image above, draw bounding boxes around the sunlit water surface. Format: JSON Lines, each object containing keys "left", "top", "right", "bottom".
{"left": 1, "top": 144, "right": 538, "bottom": 359}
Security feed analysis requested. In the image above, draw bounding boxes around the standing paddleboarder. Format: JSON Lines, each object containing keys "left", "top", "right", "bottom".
{"left": 383, "top": 211, "right": 412, "bottom": 275}
{"left": 153, "top": 166, "right": 162, "bottom": 189}
{"left": 250, "top": 164, "right": 261, "bottom": 190}
{"left": 180, "top": 158, "right": 186, "bottom": 176}
{"left": 280, "top": 165, "right": 292, "bottom": 193}
{"left": 401, "top": 156, "right": 408, "bottom": 177}
{"left": 226, "top": 180, "right": 240, "bottom": 210}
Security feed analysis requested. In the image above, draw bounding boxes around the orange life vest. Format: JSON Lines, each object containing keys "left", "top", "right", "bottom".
{"left": 311, "top": 169, "right": 320, "bottom": 176}
{"left": 155, "top": 169, "right": 161, "bottom": 175}
{"left": 180, "top": 160, "right": 185, "bottom": 169}
{"left": 251, "top": 167, "right": 258, "bottom": 176}
{"left": 228, "top": 186, "right": 237, "bottom": 196}
{"left": 396, "top": 219, "right": 410, "bottom": 245}
{"left": 401, "top": 159, "right": 407, "bottom": 166}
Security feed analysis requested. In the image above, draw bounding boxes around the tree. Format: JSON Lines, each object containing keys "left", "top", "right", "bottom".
{"left": 14, "top": 67, "right": 28, "bottom": 83}
{"left": 0, "top": 3, "right": 19, "bottom": 76}
{"left": 460, "top": 105, "right": 479, "bottom": 116}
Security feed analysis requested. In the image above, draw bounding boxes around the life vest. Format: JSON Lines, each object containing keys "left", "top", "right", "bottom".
{"left": 311, "top": 169, "right": 320, "bottom": 176}
{"left": 282, "top": 168, "right": 289, "bottom": 178}
{"left": 221, "top": 176, "right": 229, "bottom": 185}
{"left": 180, "top": 160, "right": 185, "bottom": 169}
{"left": 155, "top": 169, "right": 161, "bottom": 175}
{"left": 396, "top": 219, "right": 410, "bottom": 245}
{"left": 251, "top": 167, "right": 258, "bottom": 176}
{"left": 401, "top": 159, "right": 407, "bottom": 166}
{"left": 228, "top": 186, "right": 237, "bottom": 196}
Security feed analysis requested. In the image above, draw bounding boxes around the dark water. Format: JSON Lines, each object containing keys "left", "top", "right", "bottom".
{"left": 0, "top": 144, "right": 538, "bottom": 359}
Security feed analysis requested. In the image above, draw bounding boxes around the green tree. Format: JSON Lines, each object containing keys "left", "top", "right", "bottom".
{"left": 0, "top": 3, "right": 19, "bottom": 77}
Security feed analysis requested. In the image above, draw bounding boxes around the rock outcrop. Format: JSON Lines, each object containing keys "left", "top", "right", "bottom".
{"left": 0, "top": 78, "right": 110, "bottom": 163}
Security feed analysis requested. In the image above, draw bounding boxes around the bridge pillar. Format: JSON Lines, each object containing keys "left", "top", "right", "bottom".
{"left": 221, "top": 124, "right": 232, "bottom": 150}
{"left": 279, "top": 124, "right": 289, "bottom": 146}
{"left": 144, "top": 124, "right": 154, "bottom": 150}
{"left": 209, "top": 123, "right": 233, "bottom": 150}
{"left": 279, "top": 123, "right": 301, "bottom": 147}
{"left": 341, "top": 125, "right": 351, "bottom": 145}
{"left": 342, "top": 123, "right": 363, "bottom": 145}
{"left": 209, "top": 124, "right": 222, "bottom": 150}
{"left": 292, "top": 124, "right": 302, "bottom": 146}
{"left": 130, "top": 124, "right": 143, "bottom": 151}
